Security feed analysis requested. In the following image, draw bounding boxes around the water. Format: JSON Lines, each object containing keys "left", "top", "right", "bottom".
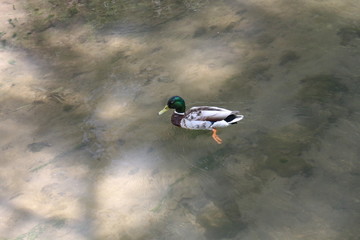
{"left": 1, "top": 0, "right": 360, "bottom": 239}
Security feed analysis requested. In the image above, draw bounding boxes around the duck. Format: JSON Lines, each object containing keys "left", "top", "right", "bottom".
{"left": 158, "top": 96, "right": 244, "bottom": 144}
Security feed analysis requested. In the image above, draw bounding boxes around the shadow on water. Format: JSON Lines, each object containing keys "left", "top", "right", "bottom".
{"left": 1, "top": 0, "right": 360, "bottom": 239}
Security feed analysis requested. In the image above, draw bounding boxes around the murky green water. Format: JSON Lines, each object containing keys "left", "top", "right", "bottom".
{"left": 1, "top": 0, "right": 360, "bottom": 239}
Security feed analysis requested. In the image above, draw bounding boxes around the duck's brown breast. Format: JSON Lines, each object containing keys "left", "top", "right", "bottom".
{"left": 171, "top": 113, "right": 184, "bottom": 127}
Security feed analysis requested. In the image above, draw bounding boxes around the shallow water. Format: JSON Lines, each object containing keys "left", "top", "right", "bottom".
{"left": 1, "top": 0, "right": 360, "bottom": 239}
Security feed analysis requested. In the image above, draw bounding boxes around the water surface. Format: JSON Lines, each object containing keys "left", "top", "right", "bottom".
{"left": 1, "top": 0, "right": 360, "bottom": 239}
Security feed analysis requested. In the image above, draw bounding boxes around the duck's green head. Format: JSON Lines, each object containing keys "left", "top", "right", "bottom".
{"left": 158, "top": 96, "right": 186, "bottom": 115}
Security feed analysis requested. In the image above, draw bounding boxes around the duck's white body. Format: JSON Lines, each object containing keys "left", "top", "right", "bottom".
{"left": 176, "top": 106, "right": 244, "bottom": 130}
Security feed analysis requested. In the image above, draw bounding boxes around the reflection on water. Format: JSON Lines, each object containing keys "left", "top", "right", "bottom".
{"left": 1, "top": 0, "right": 360, "bottom": 239}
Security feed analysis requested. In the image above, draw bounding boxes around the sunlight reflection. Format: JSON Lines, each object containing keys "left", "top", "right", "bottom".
{"left": 95, "top": 148, "right": 173, "bottom": 238}
{"left": 42, "top": 24, "right": 147, "bottom": 63}
{"left": 94, "top": 99, "right": 130, "bottom": 121}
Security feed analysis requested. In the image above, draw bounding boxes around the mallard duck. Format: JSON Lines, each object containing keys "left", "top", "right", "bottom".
{"left": 158, "top": 96, "right": 244, "bottom": 144}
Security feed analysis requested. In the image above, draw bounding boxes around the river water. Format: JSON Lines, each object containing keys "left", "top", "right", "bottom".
{"left": 1, "top": 0, "right": 359, "bottom": 239}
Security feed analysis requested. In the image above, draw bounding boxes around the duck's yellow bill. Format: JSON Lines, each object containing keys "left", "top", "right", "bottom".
{"left": 158, "top": 105, "right": 170, "bottom": 115}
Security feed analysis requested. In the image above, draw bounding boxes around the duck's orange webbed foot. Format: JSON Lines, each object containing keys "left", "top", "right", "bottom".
{"left": 211, "top": 129, "right": 222, "bottom": 144}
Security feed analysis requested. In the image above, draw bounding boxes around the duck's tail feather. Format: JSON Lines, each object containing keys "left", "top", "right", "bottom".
{"left": 226, "top": 113, "right": 244, "bottom": 124}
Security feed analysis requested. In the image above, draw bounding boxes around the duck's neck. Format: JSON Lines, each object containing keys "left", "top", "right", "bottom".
{"left": 174, "top": 105, "right": 186, "bottom": 114}
{"left": 174, "top": 110, "right": 185, "bottom": 115}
